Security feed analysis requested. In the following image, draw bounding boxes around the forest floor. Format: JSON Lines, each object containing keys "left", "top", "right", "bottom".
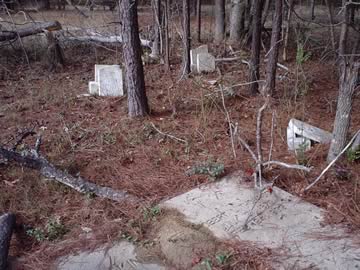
{"left": 0, "top": 6, "right": 360, "bottom": 270}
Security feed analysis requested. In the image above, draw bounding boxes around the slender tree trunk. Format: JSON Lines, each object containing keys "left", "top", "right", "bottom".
{"left": 264, "top": 0, "right": 282, "bottom": 95}
{"left": 182, "top": 0, "right": 191, "bottom": 77}
{"left": 249, "top": 0, "right": 264, "bottom": 95}
{"left": 214, "top": 0, "right": 226, "bottom": 42}
{"left": 151, "top": 0, "right": 162, "bottom": 58}
{"left": 229, "top": 0, "right": 246, "bottom": 42}
{"left": 282, "top": 0, "right": 294, "bottom": 61}
{"left": 164, "top": 0, "right": 170, "bottom": 70}
{"left": 196, "top": 0, "right": 202, "bottom": 42}
{"left": 327, "top": 4, "right": 360, "bottom": 163}
{"left": 120, "top": 0, "right": 149, "bottom": 117}
{"left": 325, "top": 0, "right": 336, "bottom": 51}
{"left": 261, "top": 0, "right": 270, "bottom": 27}
{"left": 310, "top": 0, "right": 315, "bottom": 20}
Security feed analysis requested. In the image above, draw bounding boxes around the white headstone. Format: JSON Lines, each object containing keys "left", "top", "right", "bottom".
{"left": 98, "top": 65, "right": 124, "bottom": 97}
{"left": 190, "top": 45, "right": 208, "bottom": 72}
{"left": 88, "top": 81, "right": 99, "bottom": 95}
{"left": 161, "top": 175, "right": 360, "bottom": 270}
{"left": 196, "top": 52, "right": 216, "bottom": 73}
{"left": 287, "top": 118, "right": 332, "bottom": 151}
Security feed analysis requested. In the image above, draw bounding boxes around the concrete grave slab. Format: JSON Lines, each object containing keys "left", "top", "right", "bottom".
{"left": 196, "top": 53, "right": 216, "bottom": 73}
{"left": 161, "top": 174, "right": 360, "bottom": 270}
{"left": 190, "top": 45, "right": 208, "bottom": 72}
{"left": 287, "top": 118, "right": 333, "bottom": 151}
{"left": 57, "top": 241, "right": 165, "bottom": 270}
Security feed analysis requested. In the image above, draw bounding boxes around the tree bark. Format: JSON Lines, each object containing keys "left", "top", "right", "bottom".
{"left": 327, "top": 3, "right": 360, "bottom": 163}
{"left": 282, "top": 0, "right": 294, "bottom": 61}
{"left": 0, "top": 21, "right": 62, "bottom": 42}
{"left": 214, "top": 0, "right": 225, "bottom": 42}
{"left": 181, "top": 0, "right": 191, "bottom": 77}
{"left": 249, "top": 0, "right": 264, "bottom": 95}
{"left": 150, "top": 0, "right": 162, "bottom": 59}
{"left": 196, "top": 0, "right": 202, "bottom": 42}
{"left": 120, "top": 0, "right": 150, "bottom": 117}
{"left": 0, "top": 213, "right": 15, "bottom": 270}
{"left": 264, "top": 0, "right": 282, "bottom": 95}
{"left": 229, "top": 0, "right": 246, "bottom": 42}
{"left": 164, "top": 0, "right": 170, "bottom": 70}
{"left": 325, "top": 0, "right": 336, "bottom": 51}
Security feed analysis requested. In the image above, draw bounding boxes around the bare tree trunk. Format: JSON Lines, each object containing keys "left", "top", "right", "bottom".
{"left": 0, "top": 213, "right": 15, "bottom": 270}
{"left": 120, "top": 0, "right": 150, "bottom": 117}
{"left": 182, "top": 0, "right": 191, "bottom": 77}
{"left": 249, "top": 0, "right": 264, "bottom": 95}
{"left": 310, "top": 0, "right": 315, "bottom": 20}
{"left": 196, "top": 0, "right": 202, "bottom": 42}
{"left": 261, "top": 0, "right": 270, "bottom": 26}
{"left": 150, "top": 0, "right": 162, "bottom": 58}
{"left": 327, "top": 4, "right": 360, "bottom": 163}
{"left": 282, "top": 0, "right": 294, "bottom": 61}
{"left": 325, "top": 0, "right": 336, "bottom": 51}
{"left": 214, "top": 0, "right": 225, "bottom": 42}
{"left": 229, "top": 0, "right": 246, "bottom": 42}
{"left": 164, "top": 0, "right": 170, "bottom": 70}
{"left": 264, "top": 0, "right": 282, "bottom": 95}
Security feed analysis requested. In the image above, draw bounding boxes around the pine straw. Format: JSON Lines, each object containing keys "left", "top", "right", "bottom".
{"left": 1, "top": 17, "right": 360, "bottom": 270}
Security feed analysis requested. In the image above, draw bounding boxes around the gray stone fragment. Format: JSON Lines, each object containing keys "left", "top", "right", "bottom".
{"left": 196, "top": 53, "right": 216, "bottom": 73}
{"left": 190, "top": 45, "right": 208, "bottom": 72}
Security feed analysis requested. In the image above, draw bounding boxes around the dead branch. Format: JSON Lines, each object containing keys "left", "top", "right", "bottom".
{"left": 150, "top": 123, "right": 188, "bottom": 144}
{"left": 0, "top": 146, "right": 140, "bottom": 203}
{"left": 305, "top": 129, "right": 360, "bottom": 191}
{"left": 263, "top": 160, "right": 311, "bottom": 172}
{"left": 255, "top": 97, "right": 269, "bottom": 187}
{"left": 0, "top": 213, "right": 15, "bottom": 270}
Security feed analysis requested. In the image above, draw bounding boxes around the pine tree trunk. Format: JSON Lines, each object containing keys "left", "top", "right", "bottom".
{"left": 182, "top": 0, "right": 191, "bottom": 76}
{"left": 196, "top": 0, "right": 202, "bottom": 42}
{"left": 249, "top": 0, "right": 264, "bottom": 95}
{"left": 282, "top": 0, "right": 294, "bottom": 61}
{"left": 120, "top": 0, "right": 149, "bottom": 117}
{"left": 164, "top": 0, "right": 170, "bottom": 70}
{"left": 327, "top": 62, "right": 359, "bottom": 162}
{"left": 264, "top": 0, "right": 282, "bottom": 95}
{"left": 0, "top": 213, "right": 15, "bottom": 270}
{"left": 214, "top": 0, "right": 225, "bottom": 42}
{"left": 151, "top": 0, "right": 162, "bottom": 58}
{"left": 229, "top": 0, "right": 245, "bottom": 42}
{"left": 327, "top": 3, "right": 360, "bottom": 163}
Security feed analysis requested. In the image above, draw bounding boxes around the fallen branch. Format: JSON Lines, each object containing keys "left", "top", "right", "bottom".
{"left": 0, "top": 147, "right": 140, "bottom": 203}
{"left": 263, "top": 160, "right": 311, "bottom": 172}
{"left": 64, "top": 35, "right": 152, "bottom": 48}
{"left": 304, "top": 129, "right": 360, "bottom": 191}
{"left": 0, "top": 21, "right": 62, "bottom": 42}
{"left": 150, "top": 123, "right": 188, "bottom": 144}
{"left": 0, "top": 213, "right": 15, "bottom": 270}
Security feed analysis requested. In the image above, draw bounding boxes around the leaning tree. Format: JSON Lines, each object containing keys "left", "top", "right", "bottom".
{"left": 119, "top": 0, "right": 150, "bottom": 117}
{"left": 327, "top": 2, "right": 360, "bottom": 162}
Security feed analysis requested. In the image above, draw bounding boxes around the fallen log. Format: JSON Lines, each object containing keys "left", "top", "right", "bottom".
{"left": 0, "top": 213, "right": 15, "bottom": 270}
{"left": 0, "top": 147, "right": 140, "bottom": 203}
{"left": 0, "top": 21, "right": 62, "bottom": 42}
{"left": 64, "top": 35, "right": 152, "bottom": 48}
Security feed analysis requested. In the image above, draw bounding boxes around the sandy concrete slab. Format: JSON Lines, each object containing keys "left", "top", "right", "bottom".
{"left": 162, "top": 174, "right": 360, "bottom": 270}
{"left": 57, "top": 241, "right": 165, "bottom": 270}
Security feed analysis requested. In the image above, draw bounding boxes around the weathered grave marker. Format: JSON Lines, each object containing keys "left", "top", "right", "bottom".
{"left": 190, "top": 45, "right": 208, "bottom": 72}
{"left": 287, "top": 118, "right": 332, "bottom": 151}
{"left": 88, "top": 65, "right": 124, "bottom": 97}
{"left": 196, "top": 52, "right": 216, "bottom": 73}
